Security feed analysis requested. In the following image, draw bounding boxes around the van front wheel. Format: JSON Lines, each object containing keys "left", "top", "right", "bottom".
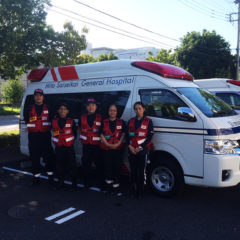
{"left": 149, "top": 159, "right": 184, "bottom": 197}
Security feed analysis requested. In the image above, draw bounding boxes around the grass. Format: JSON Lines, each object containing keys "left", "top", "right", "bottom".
{"left": 0, "top": 129, "right": 20, "bottom": 146}
{"left": 0, "top": 105, "right": 20, "bottom": 115}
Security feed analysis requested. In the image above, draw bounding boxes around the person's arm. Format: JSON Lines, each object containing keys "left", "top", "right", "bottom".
{"left": 126, "top": 120, "right": 136, "bottom": 154}
{"left": 141, "top": 120, "right": 154, "bottom": 148}
{"left": 23, "top": 104, "right": 31, "bottom": 124}
{"left": 72, "top": 120, "right": 78, "bottom": 138}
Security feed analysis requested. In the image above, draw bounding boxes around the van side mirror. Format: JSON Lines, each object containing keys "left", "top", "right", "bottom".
{"left": 177, "top": 107, "right": 196, "bottom": 122}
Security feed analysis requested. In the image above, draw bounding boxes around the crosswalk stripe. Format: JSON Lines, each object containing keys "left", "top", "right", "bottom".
{"left": 45, "top": 207, "right": 76, "bottom": 221}
{"left": 55, "top": 210, "right": 85, "bottom": 224}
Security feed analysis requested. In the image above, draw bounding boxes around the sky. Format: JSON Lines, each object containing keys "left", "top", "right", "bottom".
{"left": 46, "top": 0, "right": 238, "bottom": 53}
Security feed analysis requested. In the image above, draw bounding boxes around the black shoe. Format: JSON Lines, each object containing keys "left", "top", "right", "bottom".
{"left": 30, "top": 177, "right": 40, "bottom": 186}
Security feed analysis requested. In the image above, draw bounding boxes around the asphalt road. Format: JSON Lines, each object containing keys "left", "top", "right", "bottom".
{"left": 1, "top": 162, "right": 240, "bottom": 240}
{"left": 0, "top": 115, "right": 19, "bottom": 132}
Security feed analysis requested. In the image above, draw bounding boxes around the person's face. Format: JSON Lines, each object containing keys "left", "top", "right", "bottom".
{"left": 34, "top": 93, "right": 44, "bottom": 105}
{"left": 58, "top": 105, "right": 69, "bottom": 118}
{"left": 134, "top": 104, "right": 145, "bottom": 118}
{"left": 108, "top": 105, "right": 117, "bottom": 119}
{"left": 86, "top": 103, "right": 97, "bottom": 114}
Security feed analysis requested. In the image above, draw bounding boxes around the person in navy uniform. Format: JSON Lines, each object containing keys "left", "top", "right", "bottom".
{"left": 78, "top": 98, "right": 103, "bottom": 190}
{"left": 51, "top": 103, "right": 78, "bottom": 190}
{"left": 100, "top": 104, "right": 126, "bottom": 196}
{"left": 23, "top": 89, "right": 54, "bottom": 185}
{"left": 126, "top": 102, "right": 154, "bottom": 198}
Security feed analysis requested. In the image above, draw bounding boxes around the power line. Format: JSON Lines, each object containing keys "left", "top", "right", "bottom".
{"left": 50, "top": 4, "right": 175, "bottom": 48}
{"left": 71, "top": 0, "right": 180, "bottom": 42}
{"left": 47, "top": 8, "right": 175, "bottom": 49}
{"left": 177, "top": 0, "right": 227, "bottom": 21}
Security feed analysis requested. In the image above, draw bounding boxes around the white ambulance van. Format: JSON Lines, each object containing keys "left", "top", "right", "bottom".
{"left": 20, "top": 60, "right": 240, "bottom": 196}
{"left": 194, "top": 78, "right": 240, "bottom": 114}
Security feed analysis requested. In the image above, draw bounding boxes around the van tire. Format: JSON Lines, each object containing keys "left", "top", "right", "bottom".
{"left": 148, "top": 158, "right": 184, "bottom": 197}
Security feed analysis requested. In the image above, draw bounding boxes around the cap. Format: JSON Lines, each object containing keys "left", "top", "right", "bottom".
{"left": 34, "top": 89, "right": 44, "bottom": 95}
{"left": 86, "top": 97, "right": 97, "bottom": 105}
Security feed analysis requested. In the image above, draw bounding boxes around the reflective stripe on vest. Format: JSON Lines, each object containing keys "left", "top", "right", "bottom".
{"left": 128, "top": 117, "right": 150, "bottom": 148}
{"left": 51, "top": 118, "right": 75, "bottom": 147}
{"left": 27, "top": 104, "right": 51, "bottom": 133}
{"left": 100, "top": 118, "right": 123, "bottom": 150}
{"left": 80, "top": 114, "right": 102, "bottom": 145}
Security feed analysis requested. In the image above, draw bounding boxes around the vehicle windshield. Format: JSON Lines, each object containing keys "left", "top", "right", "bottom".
{"left": 177, "top": 87, "right": 237, "bottom": 117}
{"left": 215, "top": 92, "right": 240, "bottom": 110}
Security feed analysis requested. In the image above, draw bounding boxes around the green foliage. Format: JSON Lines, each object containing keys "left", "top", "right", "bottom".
{"left": 146, "top": 49, "right": 178, "bottom": 66}
{"left": 75, "top": 54, "right": 96, "bottom": 64}
{"left": 0, "top": 106, "right": 20, "bottom": 115}
{"left": 97, "top": 52, "right": 118, "bottom": 62}
{"left": 175, "top": 30, "right": 235, "bottom": 79}
{"left": 0, "top": 0, "right": 51, "bottom": 79}
{"left": 1, "top": 79, "right": 24, "bottom": 104}
{"left": 0, "top": 130, "right": 19, "bottom": 147}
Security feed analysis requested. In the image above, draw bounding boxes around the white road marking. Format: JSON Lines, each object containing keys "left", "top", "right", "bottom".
{"left": 45, "top": 207, "right": 76, "bottom": 221}
{"left": 55, "top": 210, "right": 85, "bottom": 224}
{"left": 2, "top": 166, "right": 99, "bottom": 191}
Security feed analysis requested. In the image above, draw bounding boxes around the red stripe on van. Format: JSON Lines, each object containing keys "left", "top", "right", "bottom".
{"left": 58, "top": 66, "right": 79, "bottom": 81}
{"left": 51, "top": 68, "right": 58, "bottom": 82}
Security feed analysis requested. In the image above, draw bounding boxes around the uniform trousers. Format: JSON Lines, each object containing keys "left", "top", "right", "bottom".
{"left": 55, "top": 145, "right": 77, "bottom": 182}
{"left": 103, "top": 149, "right": 123, "bottom": 185}
{"left": 129, "top": 151, "right": 147, "bottom": 189}
{"left": 28, "top": 132, "right": 54, "bottom": 177}
{"left": 81, "top": 144, "right": 104, "bottom": 187}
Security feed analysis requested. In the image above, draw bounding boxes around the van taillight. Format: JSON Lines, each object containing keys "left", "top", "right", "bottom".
{"left": 131, "top": 61, "right": 193, "bottom": 81}
{"left": 227, "top": 80, "right": 240, "bottom": 86}
{"left": 27, "top": 68, "right": 48, "bottom": 82}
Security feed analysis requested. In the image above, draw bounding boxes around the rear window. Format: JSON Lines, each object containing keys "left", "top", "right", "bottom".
{"left": 24, "top": 91, "right": 130, "bottom": 119}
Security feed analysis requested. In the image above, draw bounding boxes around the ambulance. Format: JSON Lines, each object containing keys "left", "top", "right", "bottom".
{"left": 20, "top": 60, "right": 240, "bottom": 196}
{"left": 194, "top": 78, "right": 240, "bottom": 114}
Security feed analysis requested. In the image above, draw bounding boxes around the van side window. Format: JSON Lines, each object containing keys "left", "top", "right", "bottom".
{"left": 140, "top": 89, "right": 188, "bottom": 119}
{"left": 23, "top": 91, "right": 130, "bottom": 119}
{"left": 215, "top": 93, "right": 240, "bottom": 110}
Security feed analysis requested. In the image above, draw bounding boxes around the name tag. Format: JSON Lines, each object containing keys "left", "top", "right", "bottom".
{"left": 141, "top": 125, "right": 147, "bottom": 129}
{"left": 65, "top": 124, "right": 71, "bottom": 127}
{"left": 29, "top": 116, "right": 37, "bottom": 122}
{"left": 53, "top": 131, "right": 59, "bottom": 136}
{"left": 96, "top": 122, "right": 101, "bottom": 126}
{"left": 129, "top": 132, "right": 135, "bottom": 137}
{"left": 43, "top": 110, "right": 48, "bottom": 114}
{"left": 42, "top": 116, "right": 47, "bottom": 120}
{"left": 139, "top": 132, "right": 146, "bottom": 137}
{"left": 116, "top": 126, "right": 122, "bottom": 130}
{"left": 65, "top": 130, "right": 71, "bottom": 134}
{"left": 105, "top": 135, "right": 111, "bottom": 140}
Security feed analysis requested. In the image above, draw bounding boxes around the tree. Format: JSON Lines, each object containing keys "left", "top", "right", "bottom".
{"left": 97, "top": 52, "right": 118, "bottom": 62}
{"left": 146, "top": 49, "right": 178, "bottom": 66}
{"left": 175, "top": 30, "right": 235, "bottom": 79}
{"left": 0, "top": 0, "right": 50, "bottom": 79}
{"left": 1, "top": 79, "right": 24, "bottom": 104}
{"left": 40, "top": 22, "right": 88, "bottom": 67}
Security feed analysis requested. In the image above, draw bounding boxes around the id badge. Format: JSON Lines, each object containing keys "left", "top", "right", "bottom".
{"left": 53, "top": 131, "right": 59, "bottom": 136}
{"left": 105, "top": 135, "right": 111, "bottom": 140}
{"left": 30, "top": 116, "right": 37, "bottom": 122}
{"left": 129, "top": 132, "right": 135, "bottom": 137}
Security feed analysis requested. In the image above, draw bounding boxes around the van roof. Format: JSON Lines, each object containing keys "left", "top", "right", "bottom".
{"left": 27, "top": 60, "right": 194, "bottom": 87}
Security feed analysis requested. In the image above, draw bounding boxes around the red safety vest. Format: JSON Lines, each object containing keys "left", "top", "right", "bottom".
{"left": 79, "top": 113, "right": 102, "bottom": 145}
{"left": 100, "top": 118, "right": 124, "bottom": 150}
{"left": 27, "top": 104, "right": 51, "bottom": 133}
{"left": 51, "top": 117, "right": 75, "bottom": 147}
{"left": 128, "top": 116, "right": 153, "bottom": 150}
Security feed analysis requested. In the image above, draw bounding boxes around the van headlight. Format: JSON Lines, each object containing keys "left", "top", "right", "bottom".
{"left": 204, "top": 140, "right": 239, "bottom": 154}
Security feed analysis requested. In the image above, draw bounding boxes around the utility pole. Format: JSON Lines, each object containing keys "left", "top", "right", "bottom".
{"left": 229, "top": 0, "right": 240, "bottom": 80}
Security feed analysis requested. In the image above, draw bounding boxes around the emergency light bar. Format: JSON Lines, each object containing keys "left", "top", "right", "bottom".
{"left": 131, "top": 61, "right": 193, "bottom": 81}
{"left": 28, "top": 68, "right": 48, "bottom": 82}
{"left": 227, "top": 80, "right": 240, "bottom": 86}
